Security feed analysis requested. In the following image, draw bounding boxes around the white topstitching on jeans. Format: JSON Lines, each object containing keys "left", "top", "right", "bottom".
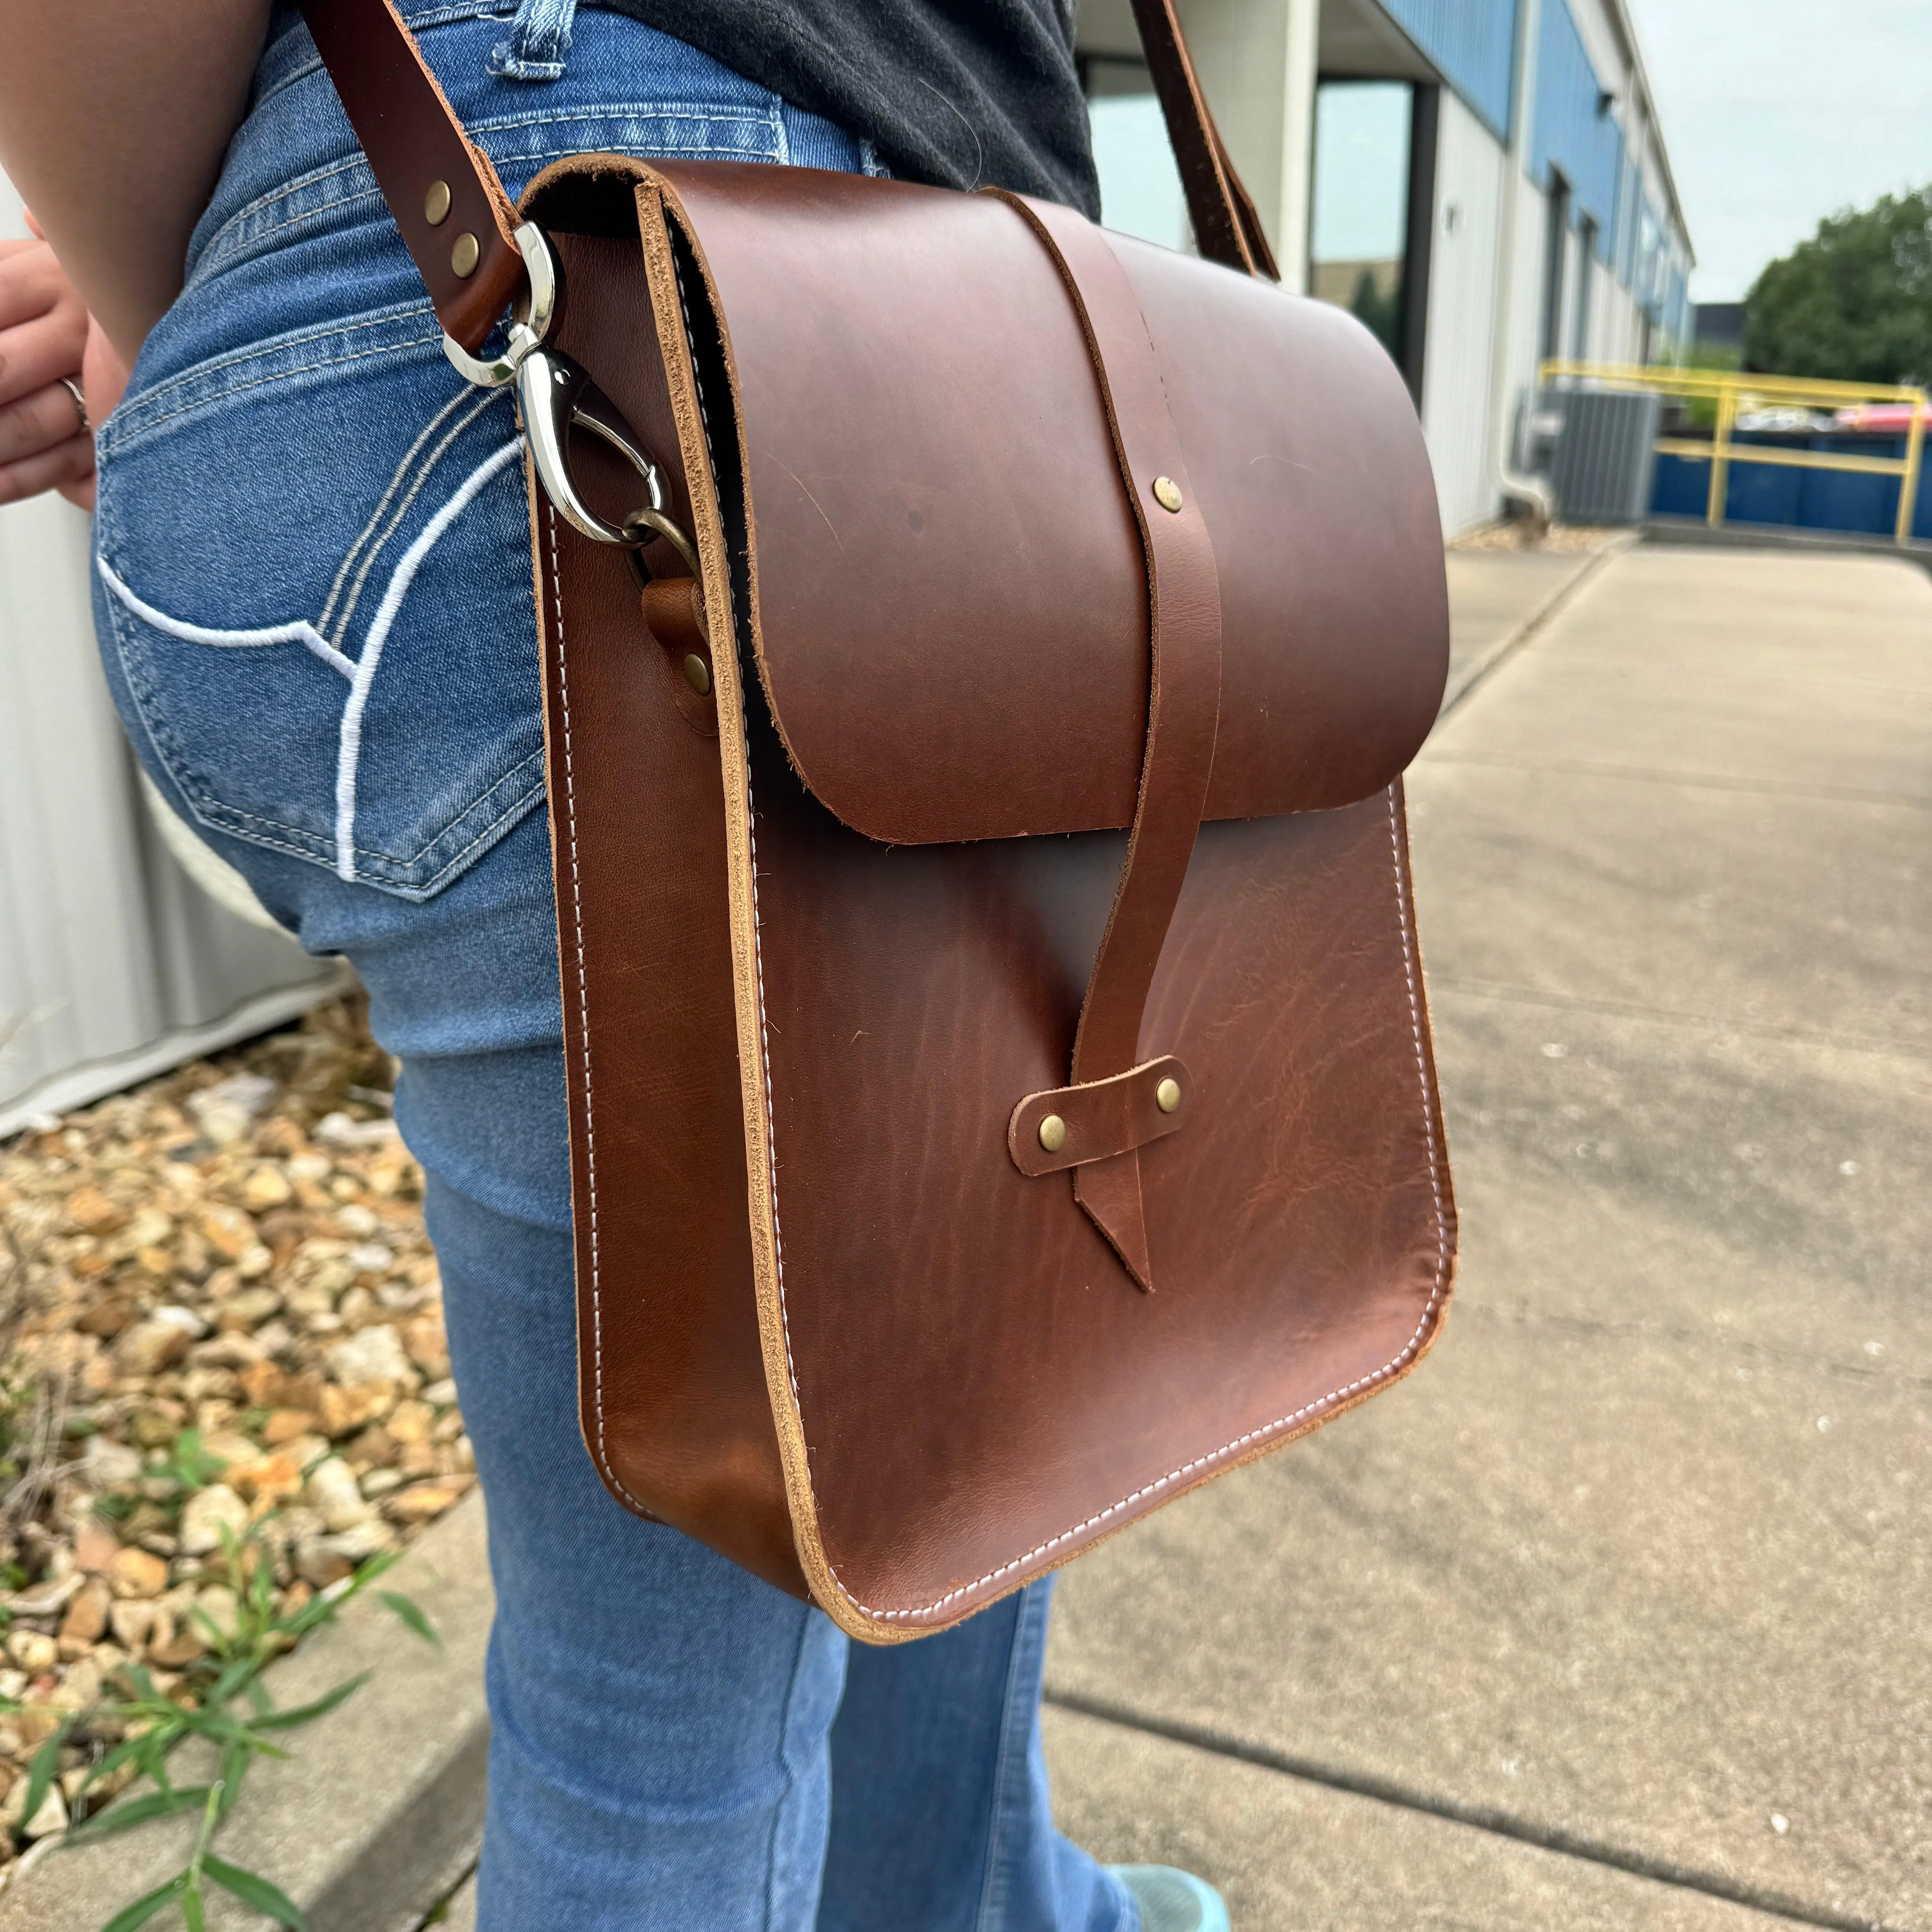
{"left": 97, "top": 558, "right": 356, "bottom": 680}
{"left": 331, "top": 437, "right": 522, "bottom": 881}
{"left": 100, "top": 435, "right": 520, "bottom": 888}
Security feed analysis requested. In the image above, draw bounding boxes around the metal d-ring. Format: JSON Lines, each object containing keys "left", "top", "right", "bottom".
{"left": 441, "top": 223, "right": 561, "bottom": 390}
{"left": 622, "top": 510, "right": 703, "bottom": 585}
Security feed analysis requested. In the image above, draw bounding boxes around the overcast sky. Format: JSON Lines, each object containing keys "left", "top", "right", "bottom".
{"left": 1623, "top": 0, "right": 1932, "bottom": 303}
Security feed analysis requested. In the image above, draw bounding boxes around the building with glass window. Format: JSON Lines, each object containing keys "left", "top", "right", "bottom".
{"left": 1081, "top": 0, "right": 1695, "bottom": 534}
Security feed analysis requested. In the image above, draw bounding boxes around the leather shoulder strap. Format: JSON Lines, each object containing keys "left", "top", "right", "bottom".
{"left": 1129, "top": 0, "right": 1282, "bottom": 278}
{"left": 300, "top": 0, "right": 524, "bottom": 350}
{"left": 298, "top": 0, "right": 1277, "bottom": 349}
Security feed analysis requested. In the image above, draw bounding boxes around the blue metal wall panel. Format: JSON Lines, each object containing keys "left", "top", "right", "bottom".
{"left": 1531, "top": 0, "right": 1621, "bottom": 258}
{"left": 1378, "top": 0, "right": 1518, "bottom": 142}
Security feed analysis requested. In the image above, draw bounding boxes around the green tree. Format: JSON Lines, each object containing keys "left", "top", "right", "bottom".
{"left": 1745, "top": 187, "right": 1932, "bottom": 385}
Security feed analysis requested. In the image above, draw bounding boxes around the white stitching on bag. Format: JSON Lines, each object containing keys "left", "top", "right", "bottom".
{"left": 547, "top": 502, "right": 649, "bottom": 1517}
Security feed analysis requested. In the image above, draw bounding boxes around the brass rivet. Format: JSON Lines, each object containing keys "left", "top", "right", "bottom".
{"left": 423, "top": 179, "right": 452, "bottom": 226}
{"left": 1152, "top": 475, "right": 1184, "bottom": 513}
{"left": 450, "top": 231, "right": 481, "bottom": 278}
{"left": 1155, "top": 1076, "right": 1182, "bottom": 1114}
{"left": 1038, "top": 1114, "right": 1067, "bottom": 1153}
{"left": 682, "top": 653, "right": 712, "bottom": 696}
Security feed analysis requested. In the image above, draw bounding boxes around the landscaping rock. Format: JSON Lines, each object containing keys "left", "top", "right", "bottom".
{"left": 57, "top": 1581, "right": 110, "bottom": 1649}
{"left": 306, "top": 1457, "right": 374, "bottom": 1533}
{"left": 188, "top": 1072, "right": 279, "bottom": 1148}
{"left": 10, "top": 1784, "right": 65, "bottom": 1842}
{"left": 4, "top": 1635, "right": 55, "bottom": 1676}
{"left": 78, "top": 1437, "right": 142, "bottom": 1489}
{"left": 326, "top": 1325, "right": 414, "bottom": 1390}
{"left": 179, "top": 1485, "right": 250, "bottom": 1556}
{"left": 193, "top": 1585, "right": 241, "bottom": 1642}
{"left": 107, "top": 1549, "right": 169, "bottom": 1601}
{"left": 112, "top": 1314, "right": 194, "bottom": 1376}
{"left": 5, "top": 1574, "right": 81, "bottom": 1619}
{"left": 0, "top": 998, "right": 468, "bottom": 1865}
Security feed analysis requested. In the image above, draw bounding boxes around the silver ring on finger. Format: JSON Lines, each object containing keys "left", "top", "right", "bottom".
{"left": 60, "top": 377, "right": 89, "bottom": 434}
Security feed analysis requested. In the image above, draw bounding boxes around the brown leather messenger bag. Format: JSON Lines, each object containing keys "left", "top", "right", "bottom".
{"left": 297, "top": 0, "right": 1458, "bottom": 1641}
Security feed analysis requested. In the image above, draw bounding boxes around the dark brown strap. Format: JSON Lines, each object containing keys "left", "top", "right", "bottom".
{"left": 998, "top": 193, "right": 1225, "bottom": 1292}
{"left": 1130, "top": 0, "right": 1281, "bottom": 279}
{"left": 299, "top": 0, "right": 525, "bottom": 350}
{"left": 298, "top": 0, "right": 1276, "bottom": 353}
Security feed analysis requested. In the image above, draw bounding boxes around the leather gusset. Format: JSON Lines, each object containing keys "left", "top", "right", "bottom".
{"left": 536, "top": 228, "right": 805, "bottom": 1599}
{"left": 642, "top": 161, "right": 1449, "bottom": 849}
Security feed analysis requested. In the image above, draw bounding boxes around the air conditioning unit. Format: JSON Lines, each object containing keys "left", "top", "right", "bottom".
{"left": 1543, "top": 386, "right": 1661, "bottom": 524}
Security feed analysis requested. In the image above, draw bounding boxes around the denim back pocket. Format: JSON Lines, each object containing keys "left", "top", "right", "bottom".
{"left": 93, "top": 303, "right": 538, "bottom": 902}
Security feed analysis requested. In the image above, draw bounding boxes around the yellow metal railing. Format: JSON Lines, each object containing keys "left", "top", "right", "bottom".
{"left": 1538, "top": 361, "right": 1930, "bottom": 546}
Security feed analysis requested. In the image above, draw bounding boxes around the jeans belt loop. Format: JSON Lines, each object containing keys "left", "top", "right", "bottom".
{"left": 489, "top": 0, "right": 577, "bottom": 81}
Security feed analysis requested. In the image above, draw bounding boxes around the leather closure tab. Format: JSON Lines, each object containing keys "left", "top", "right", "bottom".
{"left": 1007, "top": 1057, "right": 1191, "bottom": 1179}
{"left": 639, "top": 577, "right": 718, "bottom": 737}
{"left": 997, "top": 194, "right": 1224, "bottom": 1292}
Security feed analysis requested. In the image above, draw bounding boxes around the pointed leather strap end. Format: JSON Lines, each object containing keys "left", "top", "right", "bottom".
{"left": 1076, "top": 1150, "right": 1155, "bottom": 1292}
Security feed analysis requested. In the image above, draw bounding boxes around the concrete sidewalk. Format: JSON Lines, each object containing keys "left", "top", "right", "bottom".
{"left": 1440, "top": 541, "right": 1615, "bottom": 707}
{"left": 1044, "top": 544, "right": 1932, "bottom": 1929}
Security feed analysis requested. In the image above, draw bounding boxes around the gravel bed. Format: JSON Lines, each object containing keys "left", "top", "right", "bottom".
{"left": 0, "top": 998, "right": 472, "bottom": 1860}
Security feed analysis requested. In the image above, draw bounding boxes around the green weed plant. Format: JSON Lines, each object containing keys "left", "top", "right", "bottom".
{"left": 9, "top": 1518, "right": 434, "bottom": 1932}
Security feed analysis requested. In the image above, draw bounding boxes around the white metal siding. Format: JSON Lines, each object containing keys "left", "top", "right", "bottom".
{"left": 1421, "top": 91, "right": 1507, "bottom": 534}
{"left": 0, "top": 179, "right": 342, "bottom": 1138}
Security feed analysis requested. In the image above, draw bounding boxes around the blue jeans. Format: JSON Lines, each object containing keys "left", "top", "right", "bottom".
{"left": 89, "top": 5, "right": 1133, "bottom": 1927}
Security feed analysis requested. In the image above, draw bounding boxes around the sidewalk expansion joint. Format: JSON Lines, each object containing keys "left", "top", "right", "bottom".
{"left": 1419, "top": 753, "right": 1932, "bottom": 812}
{"left": 1041, "top": 1691, "right": 1907, "bottom": 1932}
{"left": 1429, "top": 975, "right": 1932, "bottom": 1064}
{"left": 1436, "top": 535, "right": 1636, "bottom": 722}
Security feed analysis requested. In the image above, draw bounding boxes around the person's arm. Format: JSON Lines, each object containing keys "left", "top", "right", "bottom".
{"left": 0, "top": 0, "right": 271, "bottom": 365}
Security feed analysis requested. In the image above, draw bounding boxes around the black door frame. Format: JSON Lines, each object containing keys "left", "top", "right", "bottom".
{"left": 1398, "top": 82, "right": 1440, "bottom": 406}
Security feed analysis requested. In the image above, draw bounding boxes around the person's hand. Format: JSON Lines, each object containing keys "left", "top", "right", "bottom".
{"left": 0, "top": 213, "right": 130, "bottom": 511}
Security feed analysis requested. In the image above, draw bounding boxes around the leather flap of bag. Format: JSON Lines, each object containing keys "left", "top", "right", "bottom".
{"left": 647, "top": 162, "right": 1449, "bottom": 846}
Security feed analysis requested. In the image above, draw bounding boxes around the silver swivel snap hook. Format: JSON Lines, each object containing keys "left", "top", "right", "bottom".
{"left": 441, "top": 223, "right": 699, "bottom": 574}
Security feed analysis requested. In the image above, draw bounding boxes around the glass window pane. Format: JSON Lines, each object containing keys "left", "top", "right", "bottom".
{"left": 1084, "top": 59, "right": 1190, "bottom": 253}
{"left": 1311, "top": 80, "right": 1413, "bottom": 359}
